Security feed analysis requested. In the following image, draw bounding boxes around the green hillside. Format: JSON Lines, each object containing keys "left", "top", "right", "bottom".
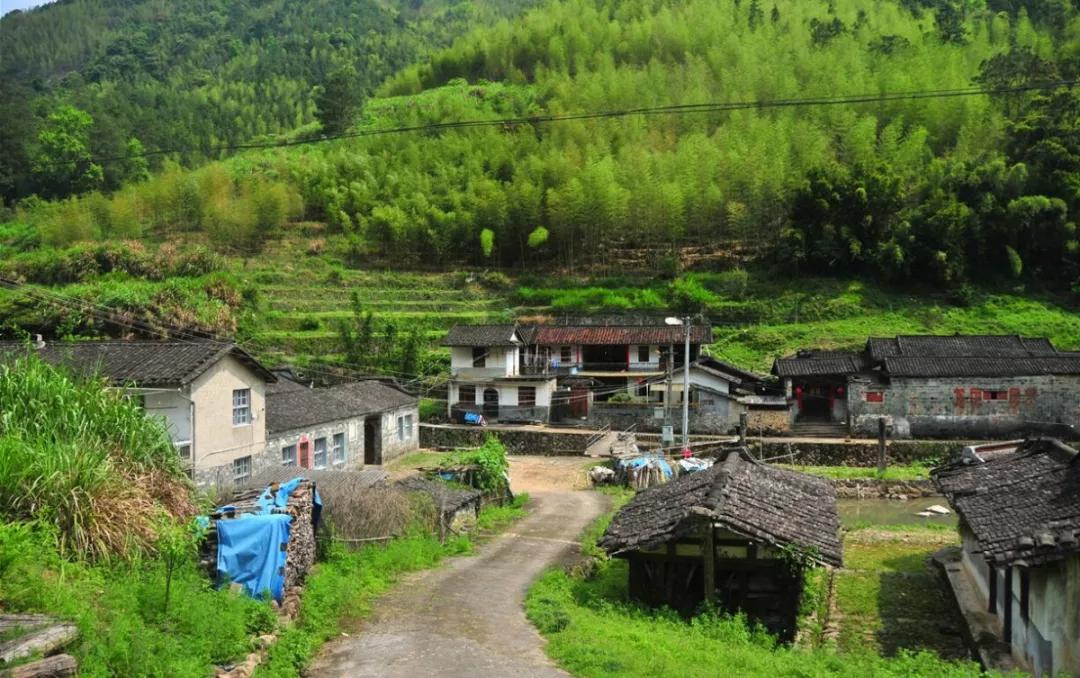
{"left": 0, "top": 0, "right": 536, "bottom": 202}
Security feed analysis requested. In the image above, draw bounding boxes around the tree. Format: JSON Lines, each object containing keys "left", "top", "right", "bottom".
{"left": 314, "top": 66, "right": 362, "bottom": 136}
{"left": 30, "top": 105, "right": 103, "bottom": 198}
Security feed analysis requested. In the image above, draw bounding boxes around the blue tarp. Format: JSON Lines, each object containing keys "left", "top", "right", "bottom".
{"left": 216, "top": 513, "right": 292, "bottom": 602}
{"left": 619, "top": 454, "right": 673, "bottom": 478}
{"left": 210, "top": 476, "right": 322, "bottom": 602}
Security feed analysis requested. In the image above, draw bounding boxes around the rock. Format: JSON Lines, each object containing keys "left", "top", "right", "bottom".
{"left": 926, "top": 504, "right": 951, "bottom": 515}
{"left": 916, "top": 511, "right": 934, "bottom": 517}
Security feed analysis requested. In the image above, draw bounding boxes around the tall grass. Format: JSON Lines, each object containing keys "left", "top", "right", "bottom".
{"left": 0, "top": 354, "right": 194, "bottom": 559}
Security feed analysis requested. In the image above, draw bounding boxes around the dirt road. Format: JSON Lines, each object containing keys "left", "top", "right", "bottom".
{"left": 307, "top": 457, "right": 605, "bottom": 677}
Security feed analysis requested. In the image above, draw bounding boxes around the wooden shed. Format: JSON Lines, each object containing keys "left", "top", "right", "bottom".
{"left": 599, "top": 449, "right": 842, "bottom": 639}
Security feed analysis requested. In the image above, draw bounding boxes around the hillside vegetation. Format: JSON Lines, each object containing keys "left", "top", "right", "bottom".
{"left": 0, "top": 0, "right": 536, "bottom": 203}
{"left": 6, "top": 0, "right": 1080, "bottom": 291}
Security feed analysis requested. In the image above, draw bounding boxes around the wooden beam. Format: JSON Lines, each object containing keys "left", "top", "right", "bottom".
{"left": 703, "top": 522, "right": 716, "bottom": 607}
{"left": 0, "top": 654, "right": 78, "bottom": 678}
{"left": 0, "top": 624, "right": 78, "bottom": 665}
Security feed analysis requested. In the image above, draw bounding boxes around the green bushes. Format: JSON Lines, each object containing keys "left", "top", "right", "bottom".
{"left": 439, "top": 436, "right": 510, "bottom": 494}
{"left": 0, "top": 241, "right": 222, "bottom": 285}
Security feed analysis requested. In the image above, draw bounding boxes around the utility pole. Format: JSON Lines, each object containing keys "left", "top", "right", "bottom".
{"left": 665, "top": 342, "right": 674, "bottom": 441}
{"left": 682, "top": 315, "right": 691, "bottom": 450}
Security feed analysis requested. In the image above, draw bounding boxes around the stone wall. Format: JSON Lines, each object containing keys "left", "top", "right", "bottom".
{"left": 745, "top": 438, "right": 956, "bottom": 466}
{"left": 830, "top": 478, "right": 937, "bottom": 500}
{"left": 379, "top": 405, "right": 420, "bottom": 463}
{"left": 746, "top": 408, "right": 790, "bottom": 435}
{"left": 847, "top": 374, "right": 1080, "bottom": 438}
{"left": 583, "top": 403, "right": 741, "bottom": 435}
{"left": 420, "top": 424, "right": 594, "bottom": 456}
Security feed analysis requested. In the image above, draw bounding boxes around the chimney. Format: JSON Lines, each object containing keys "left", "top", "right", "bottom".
{"left": 33, "top": 334, "right": 45, "bottom": 350}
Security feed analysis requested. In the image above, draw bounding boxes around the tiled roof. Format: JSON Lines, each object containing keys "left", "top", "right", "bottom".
{"left": 599, "top": 450, "right": 842, "bottom": 567}
{"left": 0, "top": 339, "right": 274, "bottom": 386}
{"left": 266, "top": 380, "right": 416, "bottom": 434}
{"left": 442, "top": 325, "right": 521, "bottom": 347}
{"left": 884, "top": 355, "right": 1080, "bottom": 378}
{"left": 867, "top": 335, "right": 1058, "bottom": 361}
{"left": 241, "top": 466, "right": 390, "bottom": 494}
{"left": 395, "top": 475, "right": 482, "bottom": 514}
{"left": 772, "top": 351, "right": 867, "bottom": 377}
{"left": 531, "top": 324, "right": 713, "bottom": 346}
{"left": 933, "top": 439, "right": 1080, "bottom": 566}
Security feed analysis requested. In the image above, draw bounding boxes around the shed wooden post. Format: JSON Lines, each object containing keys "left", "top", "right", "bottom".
{"left": 703, "top": 521, "right": 716, "bottom": 606}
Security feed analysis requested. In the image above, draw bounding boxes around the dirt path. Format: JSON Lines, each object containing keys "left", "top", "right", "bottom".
{"left": 307, "top": 458, "right": 606, "bottom": 677}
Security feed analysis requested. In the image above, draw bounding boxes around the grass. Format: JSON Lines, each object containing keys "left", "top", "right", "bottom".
{"left": 386, "top": 449, "right": 450, "bottom": 471}
{"left": 778, "top": 464, "right": 933, "bottom": 481}
{"left": 476, "top": 493, "right": 530, "bottom": 531}
{"left": 833, "top": 526, "right": 968, "bottom": 660}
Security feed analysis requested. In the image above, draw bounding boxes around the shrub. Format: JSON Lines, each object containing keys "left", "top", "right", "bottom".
{"left": 439, "top": 436, "right": 509, "bottom": 494}
{"left": 321, "top": 487, "right": 416, "bottom": 540}
{"left": 0, "top": 354, "right": 194, "bottom": 559}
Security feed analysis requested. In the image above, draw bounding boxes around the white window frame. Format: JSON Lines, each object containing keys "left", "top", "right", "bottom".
{"left": 281, "top": 443, "right": 297, "bottom": 466}
{"left": 332, "top": 432, "right": 346, "bottom": 465}
{"left": 313, "top": 437, "right": 328, "bottom": 469}
{"left": 176, "top": 442, "right": 192, "bottom": 462}
{"left": 232, "top": 388, "right": 251, "bottom": 427}
{"left": 397, "top": 414, "right": 413, "bottom": 442}
{"left": 233, "top": 455, "right": 252, "bottom": 483}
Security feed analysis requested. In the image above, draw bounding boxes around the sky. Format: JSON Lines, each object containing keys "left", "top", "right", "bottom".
{"left": 2, "top": 0, "right": 54, "bottom": 17}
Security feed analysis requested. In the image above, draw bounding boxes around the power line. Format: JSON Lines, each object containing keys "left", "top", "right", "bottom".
{"left": 34, "top": 79, "right": 1078, "bottom": 169}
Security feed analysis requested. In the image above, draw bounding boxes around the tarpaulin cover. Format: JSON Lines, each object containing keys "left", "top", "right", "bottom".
{"left": 216, "top": 513, "right": 292, "bottom": 602}
{"left": 619, "top": 455, "right": 673, "bottom": 477}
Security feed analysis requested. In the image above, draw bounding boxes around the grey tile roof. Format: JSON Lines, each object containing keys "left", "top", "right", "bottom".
{"left": 442, "top": 325, "right": 522, "bottom": 347}
{"left": 772, "top": 351, "right": 867, "bottom": 377}
{"left": 266, "top": 380, "right": 416, "bottom": 434}
{"left": 0, "top": 339, "right": 275, "bottom": 386}
{"left": 867, "top": 335, "right": 1058, "bottom": 361}
{"left": 884, "top": 355, "right": 1080, "bottom": 378}
{"left": 395, "top": 475, "right": 483, "bottom": 514}
{"left": 933, "top": 439, "right": 1080, "bottom": 566}
{"left": 242, "top": 466, "right": 390, "bottom": 492}
{"left": 599, "top": 450, "right": 842, "bottom": 567}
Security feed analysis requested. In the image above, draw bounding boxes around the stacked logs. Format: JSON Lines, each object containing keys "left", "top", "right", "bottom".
{"left": 0, "top": 615, "right": 78, "bottom": 677}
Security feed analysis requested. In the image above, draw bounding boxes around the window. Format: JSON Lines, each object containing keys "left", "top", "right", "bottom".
{"left": 233, "top": 455, "right": 252, "bottom": 483}
{"left": 313, "top": 437, "right": 327, "bottom": 469}
{"left": 865, "top": 391, "right": 884, "bottom": 403}
{"left": 985, "top": 390, "right": 1008, "bottom": 401}
{"left": 232, "top": 388, "right": 251, "bottom": 426}
{"left": 636, "top": 381, "right": 648, "bottom": 397}
{"left": 459, "top": 384, "right": 476, "bottom": 405}
{"left": 332, "top": 432, "right": 346, "bottom": 465}
{"left": 560, "top": 346, "right": 573, "bottom": 364}
{"left": 519, "top": 386, "right": 536, "bottom": 407}
{"left": 397, "top": 414, "right": 414, "bottom": 441}
{"left": 638, "top": 345, "right": 650, "bottom": 363}
{"left": 472, "top": 346, "right": 486, "bottom": 368}
{"left": 281, "top": 444, "right": 297, "bottom": 466}
{"left": 176, "top": 443, "right": 192, "bottom": 461}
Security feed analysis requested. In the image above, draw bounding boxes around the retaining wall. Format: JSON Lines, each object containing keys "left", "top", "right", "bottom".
{"left": 745, "top": 438, "right": 958, "bottom": 466}
{"left": 420, "top": 424, "right": 594, "bottom": 456}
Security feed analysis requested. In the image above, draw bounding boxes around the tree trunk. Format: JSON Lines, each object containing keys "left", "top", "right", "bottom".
{"left": 0, "top": 624, "right": 78, "bottom": 664}
{"left": 0, "top": 654, "right": 78, "bottom": 678}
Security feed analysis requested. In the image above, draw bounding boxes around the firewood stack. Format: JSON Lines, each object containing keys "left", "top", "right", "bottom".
{"left": 199, "top": 479, "right": 318, "bottom": 592}
{"left": 0, "top": 615, "right": 78, "bottom": 677}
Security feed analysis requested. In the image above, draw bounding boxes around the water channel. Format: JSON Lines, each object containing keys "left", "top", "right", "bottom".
{"left": 836, "top": 496, "right": 957, "bottom": 529}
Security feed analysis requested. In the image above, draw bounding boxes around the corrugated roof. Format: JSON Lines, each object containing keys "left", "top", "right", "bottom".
{"left": 867, "top": 335, "right": 1058, "bottom": 361}
{"left": 933, "top": 439, "right": 1080, "bottom": 566}
{"left": 599, "top": 450, "right": 842, "bottom": 567}
{"left": 267, "top": 380, "right": 416, "bottom": 434}
{"left": 442, "top": 325, "right": 521, "bottom": 347}
{"left": 884, "top": 355, "right": 1080, "bottom": 378}
{"left": 0, "top": 339, "right": 275, "bottom": 386}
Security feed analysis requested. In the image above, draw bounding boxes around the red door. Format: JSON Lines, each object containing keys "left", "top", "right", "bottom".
{"left": 570, "top": 386, "right": 589, "bottom": 418}
{"left": 299, "top": 441, "right": 311, "bottom": 468}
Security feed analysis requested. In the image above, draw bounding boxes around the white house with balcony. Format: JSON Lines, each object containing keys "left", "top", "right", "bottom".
{"left": 443, "top": 325, "right": 558, "bottom": 423}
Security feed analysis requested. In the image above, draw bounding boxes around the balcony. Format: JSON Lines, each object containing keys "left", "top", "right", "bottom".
{"left": 451, "top": 367, "right": 510, "bottom": 379}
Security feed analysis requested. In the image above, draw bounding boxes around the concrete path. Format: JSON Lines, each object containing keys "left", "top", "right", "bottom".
{"left": 307, "top": 489, "right": 608, "bottom": 677}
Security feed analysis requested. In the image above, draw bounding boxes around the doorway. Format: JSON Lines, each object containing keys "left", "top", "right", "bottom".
{"left": 483, "top": 388, "right": 500, "bottom": 419}
{"left": 364, "top": 417, "right": 381, "bottom": 465}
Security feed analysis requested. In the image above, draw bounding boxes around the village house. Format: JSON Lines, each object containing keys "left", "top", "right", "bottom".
{"left": 933, "top": 438, "right": 1080, "bottom": 676}
{"left": 773, "top": 335, "right": 1080, "bottom": 438}
{"left": 0, "top": 339, "right": 277, "bottom": 487}
{"left": 264, "top": 375, "right": 419, "bottom": 471}
{"left": 598, "top": 449, "right": 842, "bottom": 638}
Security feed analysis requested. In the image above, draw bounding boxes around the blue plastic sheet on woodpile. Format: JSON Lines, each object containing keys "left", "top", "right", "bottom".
{"left": 216, "top": 513, "right": 292, "bottom": 602}
{"left": 211, "top": 476, "right": 321, "bottom": 602}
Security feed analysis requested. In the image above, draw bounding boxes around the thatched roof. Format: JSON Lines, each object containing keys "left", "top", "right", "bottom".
{"left": 599, "top": 450, "right": 842, "bottom": 567}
